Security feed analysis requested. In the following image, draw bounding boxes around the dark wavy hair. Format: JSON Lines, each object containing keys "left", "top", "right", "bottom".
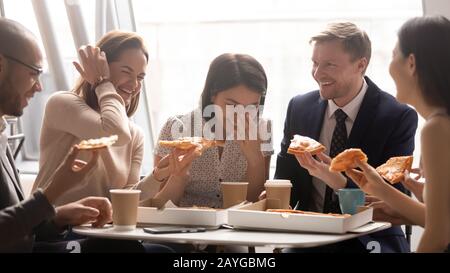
{"left": 398, "top": 16, "right": 450, "bottom": 114}
{"left": 200, "top": 53, "right": 268, "bottom": 120}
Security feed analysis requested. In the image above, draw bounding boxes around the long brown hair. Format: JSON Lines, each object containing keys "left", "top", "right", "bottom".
{"left": 73, "top": 30, "right": 148, "bottom": 117}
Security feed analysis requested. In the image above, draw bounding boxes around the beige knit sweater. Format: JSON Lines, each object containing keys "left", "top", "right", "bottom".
{"left": 32, "top": 82, "right": 160, "bottom": 205}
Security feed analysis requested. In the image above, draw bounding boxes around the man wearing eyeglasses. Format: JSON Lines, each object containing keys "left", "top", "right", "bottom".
{"left": 0, "top": 18, "right": 112, "bottom": 252}
{"left": 0, "top": 39, "right": 43, "bottom": 117}
{"left": 2, "top": 53, "right": 43, "bottom": 108}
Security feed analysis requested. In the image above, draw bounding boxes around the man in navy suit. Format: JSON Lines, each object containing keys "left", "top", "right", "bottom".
{"left": 275, "top": 22, "right": 418, "bottom": 253}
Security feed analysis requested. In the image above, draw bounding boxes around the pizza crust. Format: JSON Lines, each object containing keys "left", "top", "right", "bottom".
{"left": 76, "top": 135, "right": 118, "bottom": 150}
{"left": 287, "top": 134, "right": 326, "bottom": 155}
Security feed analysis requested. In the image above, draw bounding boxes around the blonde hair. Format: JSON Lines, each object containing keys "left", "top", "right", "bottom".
{"left": 73, "top": 30, "right": 148, "bottom": 117}
{"left": 310, "top": 22, "right": 371, "bottom": 72}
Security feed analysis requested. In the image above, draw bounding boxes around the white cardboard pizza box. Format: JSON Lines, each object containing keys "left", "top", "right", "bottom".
{"left": 137, "top": 199, "right": 237, "bottom": 227}
{"left": 227, "top": 199, "right": 373, "bottom": 234}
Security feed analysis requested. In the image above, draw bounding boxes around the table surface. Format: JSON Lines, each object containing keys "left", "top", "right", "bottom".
{"left": 73, "top": 222, "right": 391, "bottom": 249}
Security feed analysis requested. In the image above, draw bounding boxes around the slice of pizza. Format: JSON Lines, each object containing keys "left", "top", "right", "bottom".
{"left": 376, "top": 156, "right": 413, "bottom": 184}
{"left": 158, "top": 137, "right": 225, "bottom": 151}
{"left": 329, "top": 148, "right": 368, "bottom": 172}
{"left": 76, "top": 135, "right": 118, "bottom": 150}
{"left": 287, "top": 134, "right": 326, "bottom": 155}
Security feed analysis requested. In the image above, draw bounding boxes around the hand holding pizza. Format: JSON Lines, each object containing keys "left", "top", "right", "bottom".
{"left": 345, "top": 159, "right": 389, "bottom": 197}
{"left": 153, "top": 148, "right": 201, "bottom": 182}
{"left": 296, "top": 151, "right": 347, "bottom": 190}
{"left": 152, "top": 154, "right": 172, "bottom": 182}
{"left": 168, "top": 147, "right": 202, "bottom": 178}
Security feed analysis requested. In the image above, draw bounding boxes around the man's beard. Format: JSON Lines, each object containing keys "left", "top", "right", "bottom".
{"left": 0, "top": 77, "right": 23, "bottom": 117}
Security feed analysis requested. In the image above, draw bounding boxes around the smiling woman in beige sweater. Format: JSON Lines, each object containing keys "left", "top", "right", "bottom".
{"left": 32, "top": 31, "right": 162, "bottom": 205}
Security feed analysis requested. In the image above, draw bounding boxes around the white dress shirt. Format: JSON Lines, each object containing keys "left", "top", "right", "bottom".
{"left": 310, "top": 79, "right": 368, "bottom": 212}
{"left": 0, "top": 117, "right": 7, "bottom": 155}
{"left": 0, "top": 116, "right": 21, "bottom": 203}
{"left": 0, "top": 117, "right": 14, "bottom": 176}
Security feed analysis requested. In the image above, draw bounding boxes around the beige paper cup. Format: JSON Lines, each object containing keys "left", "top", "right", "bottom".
{"left": 264, "top": 180, "right": 292, "bottom": 209}
{"left": 220, "top": 182, "right": 248, "bottom": 209}
{"left": 110, "top": 189, "right": 141, "bottom": 231}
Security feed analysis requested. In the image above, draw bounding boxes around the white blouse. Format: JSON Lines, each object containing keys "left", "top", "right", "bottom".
{"left": 155, "top": 109, "right": 273, "bottom": 208}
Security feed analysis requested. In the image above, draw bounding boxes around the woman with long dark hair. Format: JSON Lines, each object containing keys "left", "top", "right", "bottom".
{"left": 347, "top": 16, "right": 450, "bottom": 252}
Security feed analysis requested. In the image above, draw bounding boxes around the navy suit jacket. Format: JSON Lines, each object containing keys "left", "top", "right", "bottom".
{"left": 0, "top": 147, "right": 60, "bottom": 252}
{"left": 274, "top": 76, "right": 418, "bottom": 253}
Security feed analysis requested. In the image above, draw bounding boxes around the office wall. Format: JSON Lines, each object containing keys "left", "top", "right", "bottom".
{"left": 423, "top": 0, "right": 450, "bottom": 18}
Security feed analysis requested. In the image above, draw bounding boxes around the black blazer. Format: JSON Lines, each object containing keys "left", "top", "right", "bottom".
{"left": 0, "top": 147, "right": 58, "bottom": 252}
{"left": 275, "top": 76, "right": 418, "bottom": 252}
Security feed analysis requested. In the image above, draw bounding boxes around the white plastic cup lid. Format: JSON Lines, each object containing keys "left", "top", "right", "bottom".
{"left": 264, "top": 180, "right": 292, "bottom": 187}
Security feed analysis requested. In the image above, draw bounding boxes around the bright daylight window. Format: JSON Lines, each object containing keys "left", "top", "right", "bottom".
{"left": 2, "top": 0, "right": 423, "bottom": 174}
{"left": 3, "top": 0, "right": 156, "bottom": 174}
{"left": 3, "top": 0, "right": 96, "bottom": 172}
{"left": 133, "top": 0, "right": 423, "bottom": 171}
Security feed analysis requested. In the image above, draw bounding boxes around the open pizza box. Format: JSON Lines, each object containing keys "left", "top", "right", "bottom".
{"left": 137, "top": 198, "right": 243, "bottom": 228}
{"left": 227, "top": 199, "right": 373, "bottom": 234}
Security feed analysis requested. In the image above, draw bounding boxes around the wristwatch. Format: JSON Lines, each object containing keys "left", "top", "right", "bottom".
{"left": 92, "top": 76, "right": 111, "bottom": 89}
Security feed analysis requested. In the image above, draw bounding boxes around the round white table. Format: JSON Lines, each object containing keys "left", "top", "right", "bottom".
{"left": 73, "top": 222, "right": 391, "bottom": 252}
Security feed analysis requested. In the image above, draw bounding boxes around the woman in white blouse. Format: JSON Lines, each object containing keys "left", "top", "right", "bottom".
{"left": 153, "top": 53, "right": 273, "bottom": 208}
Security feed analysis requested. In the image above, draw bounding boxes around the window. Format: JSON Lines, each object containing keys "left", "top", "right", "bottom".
{"left": 3, "top": 0, "right": 93, "bottom": 165}
{"left": 2, "top": 0, "right": 154, "bottom": 174}
{"left": 133, "top": 0, "right": 423, "bottom": 171}
{"left": 2, "top": 0, "right": 425, "bottom": 173}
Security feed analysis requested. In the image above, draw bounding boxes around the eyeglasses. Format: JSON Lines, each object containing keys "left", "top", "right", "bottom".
{"left": 3, "top": 54, "right": 43, "bottom": 75}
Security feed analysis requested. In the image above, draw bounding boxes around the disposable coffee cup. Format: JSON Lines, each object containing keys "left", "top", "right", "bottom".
{"left": 220, "top": 182, "right": 248, "bottom": 209}
{"left": 110, "top": 189, "right": 141, "bottom": 231}
{"left": 264, "top": 180, "right": 292, "bottom": 209}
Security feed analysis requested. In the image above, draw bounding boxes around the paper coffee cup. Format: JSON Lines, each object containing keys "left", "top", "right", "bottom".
{"left": 110, "top": 189, "right": 141, "bottom": 231}
{"left": 264, "top": 180, "right": 292, "bottom": 209}
{"left": 220, "top": 182, "right": 248, "bottom": 209}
